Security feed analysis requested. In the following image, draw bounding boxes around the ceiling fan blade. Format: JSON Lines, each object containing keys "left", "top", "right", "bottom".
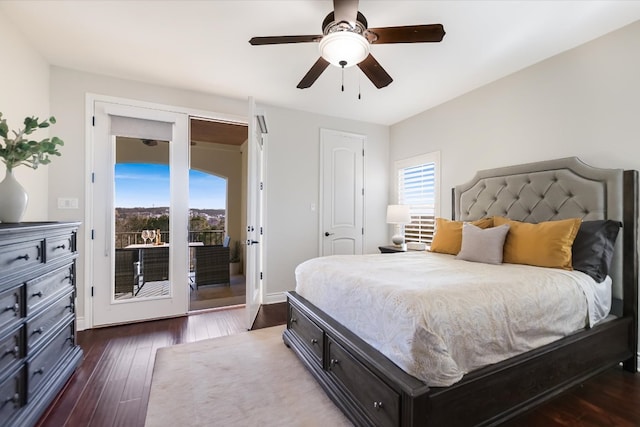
{"left": 333, "top": 0, "right": 359, "bottom": 24}
{"left": 357, "top": 54, "right": 393, "bottom": 89}
{"left": 367, "top": 24, "right": 445, "bottom": 44}
{"left": 297, "top": 57, "right": 330, "bottom": 89}
{"left": 249, "top": 35, "right": 322, "bottom": 45}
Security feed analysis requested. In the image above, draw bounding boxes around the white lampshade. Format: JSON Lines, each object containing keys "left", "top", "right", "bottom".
{"left": 386, "top": 205, "right": 411, "bottom": 224}
{"left": 319, "top": 31, "right": 370, "bottom": 68}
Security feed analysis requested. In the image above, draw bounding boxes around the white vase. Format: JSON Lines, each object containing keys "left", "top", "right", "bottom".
{"left": 0, "top": 169, "right": 28, "bottom": 223}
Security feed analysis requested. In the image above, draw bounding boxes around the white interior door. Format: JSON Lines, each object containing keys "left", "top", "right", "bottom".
{"left": 320, "top": 129, "right": 364, "bottom": 256}
{"left": 91, "top": 100, "right": 189, "bottom": 326}
{"left": 245, "top": 98, "right": 264, "bottom": 329}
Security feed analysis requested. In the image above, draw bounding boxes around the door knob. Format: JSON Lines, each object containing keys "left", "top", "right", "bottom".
{"left": 324, "top": 232, "right": 334, "bottom": 237}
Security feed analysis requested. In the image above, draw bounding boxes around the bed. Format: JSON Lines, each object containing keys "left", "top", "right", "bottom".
{"left": 282, "top": 157, "right": 638, "bottom": 427}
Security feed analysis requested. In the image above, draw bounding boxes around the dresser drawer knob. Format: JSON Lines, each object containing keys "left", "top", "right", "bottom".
{"left": 330, "top": 358, "right": 339, "bottom": 368}
{"left": 310, "top": 338, "right": 318, "bottom": 345}
{"left": 15, "top": 253, "right": 30, "bottom": 261}
{"left": 32, "top": 327, "right": 44, "bottom": 335}
{"left": 66, "top": 303, "right": 75, "bottom": 311}
{"left": 34, "top": 367, "right": 45, "bottom": 376}
{"left": 53, "top": 244, "right": 66, "bottom": 250}
{"left": 290, "top": 317, "right": 297, "bottom": 324}
{"left": 373, "top": 401, "right": 383, "bottom": 410}
{"left": 32, "top": 291, "right": 44, "bottom": 298}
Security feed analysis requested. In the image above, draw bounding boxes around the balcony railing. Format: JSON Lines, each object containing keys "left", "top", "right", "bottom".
{"left": 115, "top": 230, "right": 226, "bottom": 249}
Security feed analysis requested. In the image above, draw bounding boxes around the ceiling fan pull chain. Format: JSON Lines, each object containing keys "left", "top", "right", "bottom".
{"left": 340, "top": 60, "right": 347, "bottom": 92}
{"left": 358, "top": 73, "right": 362, "bottom": 100}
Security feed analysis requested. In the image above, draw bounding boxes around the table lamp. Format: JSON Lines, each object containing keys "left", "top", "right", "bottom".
{"left": 386, "top": 204, "right": 411, "bottom": 247}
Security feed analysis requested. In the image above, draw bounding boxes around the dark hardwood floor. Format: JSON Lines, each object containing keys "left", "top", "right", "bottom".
{"left": 37, "top": 303, "right": 639, "bottom": 427}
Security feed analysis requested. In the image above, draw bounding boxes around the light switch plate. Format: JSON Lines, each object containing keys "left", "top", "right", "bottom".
{"left": 57, "top": 197, "right": 79, "bottom": 209}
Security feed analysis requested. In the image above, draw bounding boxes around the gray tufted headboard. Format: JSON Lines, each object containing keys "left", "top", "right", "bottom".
{"left": 453, "top": 157, "right": 625, "bottom": 303}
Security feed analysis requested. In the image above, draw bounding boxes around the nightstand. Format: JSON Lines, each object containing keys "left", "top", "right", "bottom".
{"left": 378, "top": 245, "right": 406, "bottom": 253}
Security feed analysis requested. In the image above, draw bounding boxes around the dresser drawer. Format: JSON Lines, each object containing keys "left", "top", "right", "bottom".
{"left": 0, "top": 239, "right": 44, "bottom": 277}
{"left": 327, "top": 336, "right": 400, "bottom": 427}
{"left": 27, "top": 321, "right": 75, "bottom": 400}
{"left": 45, "top": 232, "right": 75, "bottom": 263}
{"left": 0, "top": 285, "right": 23, "bottom": 330}
{"left": 0, "top": 365, "right": 25, "bottom": 423}
{"left": 27, "top": 292, "right": 74, "bottom": 353}
{"left": 0, "top": 326, "right": 25, "bottom": 374}
{"left": 26, "top": 263, "right": 74, "bottom": 316}
{"left": 289, "top": 305, "right": 323, "bottom": 365}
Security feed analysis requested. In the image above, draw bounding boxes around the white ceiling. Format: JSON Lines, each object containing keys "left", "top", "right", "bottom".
{"left": 2, "top": 1, "right": 639, "bottom": 126}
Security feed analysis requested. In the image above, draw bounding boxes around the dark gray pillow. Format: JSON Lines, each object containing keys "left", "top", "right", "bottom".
{"left": 572, "top": 220, "right": 622, "bottom": 282}
{"left": 456, "top": 223, "right": 510, "bottom": 265}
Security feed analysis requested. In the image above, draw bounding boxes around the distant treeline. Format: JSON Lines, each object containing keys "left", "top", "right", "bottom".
{"left": 115, "top": 207, "right": 225, "bottom": 233}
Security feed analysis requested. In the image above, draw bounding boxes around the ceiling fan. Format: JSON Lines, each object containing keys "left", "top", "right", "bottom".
{"left": 249, "top": 0, "right": 445, "bottom": 89}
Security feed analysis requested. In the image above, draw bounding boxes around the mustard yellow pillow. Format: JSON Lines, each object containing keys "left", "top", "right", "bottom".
{"left": 493, "top": 216, "right": 581, "bottom": 270}
{"left": 430, "top": 217, "right": 494, "bottom": 255}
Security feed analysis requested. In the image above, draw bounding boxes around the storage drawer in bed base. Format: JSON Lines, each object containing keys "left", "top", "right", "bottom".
{"left": 284, "top": 291, "right": 636, "bottom": 427}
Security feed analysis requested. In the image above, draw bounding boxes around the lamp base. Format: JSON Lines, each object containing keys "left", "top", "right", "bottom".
{"left": 391, "top": 234, "right": 404, "bottom": 246}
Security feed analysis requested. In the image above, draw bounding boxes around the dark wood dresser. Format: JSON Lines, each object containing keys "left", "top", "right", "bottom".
{"left": 0, "top": 222, "right": 83, "bottom": 427}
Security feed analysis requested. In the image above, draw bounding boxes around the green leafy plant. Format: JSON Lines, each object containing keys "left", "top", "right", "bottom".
{"left": 0, "top": 112, "right": 64, "bottom": 172}
{"left": 230, "top": 240, "right": 241, "bottom": 263}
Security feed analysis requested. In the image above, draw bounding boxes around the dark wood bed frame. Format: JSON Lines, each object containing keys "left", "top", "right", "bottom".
{"left": 283, "top": 161, "right": 638, "bottom": 427}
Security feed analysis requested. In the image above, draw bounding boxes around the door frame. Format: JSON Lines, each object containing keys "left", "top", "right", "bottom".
{"left": 82, "top": 93, "right": 248, "bottom": 330}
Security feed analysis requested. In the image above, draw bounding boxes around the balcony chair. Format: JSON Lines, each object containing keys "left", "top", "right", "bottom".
{"left": 194, "top": 244, "right": 230, "bottom": 289}
{"left": 115, "top": 248, "right": 139, "bottom": 295}
{"left": 140, "top": 247, "right": 170, "bottom": 295}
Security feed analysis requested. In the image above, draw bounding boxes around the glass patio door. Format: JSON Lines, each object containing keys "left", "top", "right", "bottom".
{"left": 91, "top": 100, "right": 190, "bottom": 327}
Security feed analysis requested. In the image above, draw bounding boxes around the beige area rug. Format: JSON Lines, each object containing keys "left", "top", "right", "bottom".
{"left": 145, "top": 325, "right": 352, "bottom": 427}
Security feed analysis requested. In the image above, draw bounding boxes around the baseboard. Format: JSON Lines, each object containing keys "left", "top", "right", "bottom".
{"left": 76, "top": 316, "right": 87, "bottom": 331}
{"left": 263, "top": 292, "right": 287, "bottom": 305}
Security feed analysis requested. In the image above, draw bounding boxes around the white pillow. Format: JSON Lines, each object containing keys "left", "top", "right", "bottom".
{"left": 456, "top": 223, "right": 510, "bottom": 265}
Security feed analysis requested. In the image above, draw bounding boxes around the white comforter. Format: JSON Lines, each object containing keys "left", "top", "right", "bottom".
{"left": 295, "top": 251, "right": 609, "bottom": 387}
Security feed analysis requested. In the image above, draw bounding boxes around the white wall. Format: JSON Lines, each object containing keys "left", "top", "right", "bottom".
{"left": 0, "top": 11, "right": 51, "bottom": 220}
{"left": 259, "top": 105, "right": 390, "bottom": 302}
{"left": 48, "top": 66, "right": 390, "bottom": 320}
{"left": 390, "top": 21, "right": 640, "bottom": 218}
{"left": 390, "top": 20, "right": 640, "bottom": 364}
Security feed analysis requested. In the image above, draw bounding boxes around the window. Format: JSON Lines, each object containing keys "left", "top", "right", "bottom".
{"left": 394, "top": 151, "right": 440, "bottom": 244}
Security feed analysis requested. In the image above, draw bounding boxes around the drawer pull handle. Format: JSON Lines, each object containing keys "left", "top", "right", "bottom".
{"left": 4, "top": 303, "right": 20, "bottom": 313}
{"left": 4, "top": 393, "right": 19, "bottom": 405}
{"left": 2, "top": 346, "right": 19, "bottom": 358}
{"left": 373, "top": 401, "right": 383, "bottom": 410}
{"left": 310, "top": 338, "right": 318, "bottom": 345}
{"left": 32, "top": 291, "right": 44, "bottom": 298}
{"left": 290, "top": 317, "right": 297, "bottom": 324}
{"left": 53, "top": 244, "right": 66, "bottom": 250}
{"left": 4, "top": 303, "right": 20, "bottom": 315}
{"left": 66, "top": 303, "right": 75, "bottom": 311}
{"left": 34, "top": 367, "right": 45, "bottom": 376}
{"left": 32, "top": 327, "right": 44, "bottom": 335}
{"left": 15, "top": 253, "right": 30, "bottom": 261}
{"left": 330, "top": 358, "right": 339, "bottom": 368}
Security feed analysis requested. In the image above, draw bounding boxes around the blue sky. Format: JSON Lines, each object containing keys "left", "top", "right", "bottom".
{"left": 115, "top": 163, "right": 227, "bottom": 209}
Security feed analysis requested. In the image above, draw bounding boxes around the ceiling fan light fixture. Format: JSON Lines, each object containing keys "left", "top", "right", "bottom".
{"left": 319, "top": 31, "right": 370, "bottom": 68}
